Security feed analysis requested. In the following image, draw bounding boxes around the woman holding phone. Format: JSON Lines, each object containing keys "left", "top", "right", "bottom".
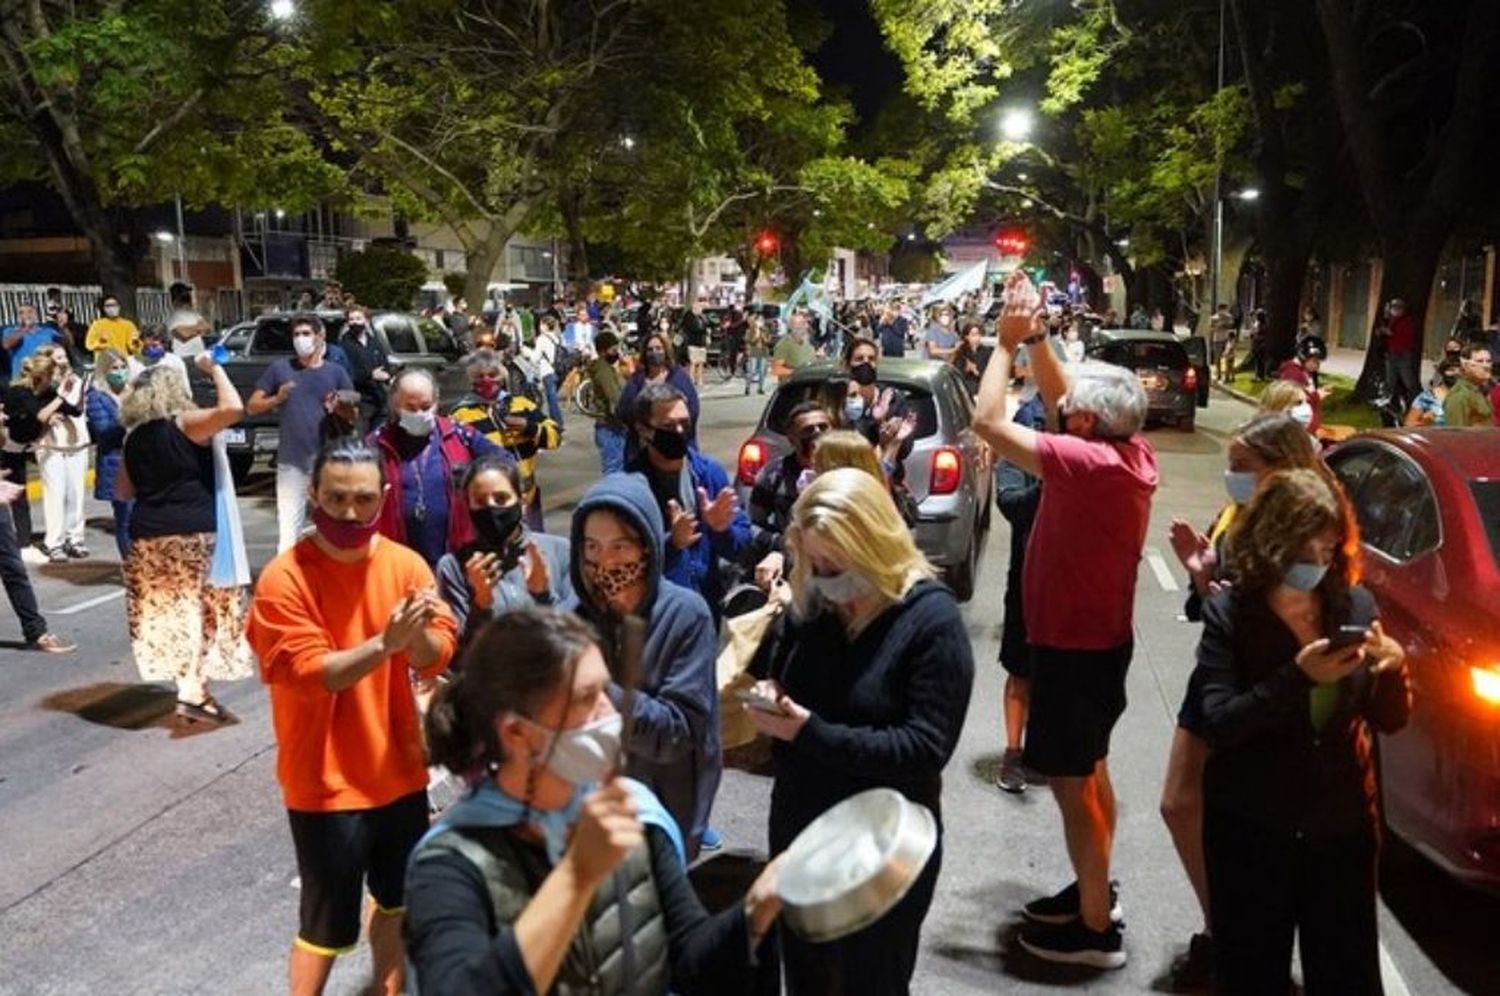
{"left": 1189, "top": 468, "right": 1407, "bottom": 995}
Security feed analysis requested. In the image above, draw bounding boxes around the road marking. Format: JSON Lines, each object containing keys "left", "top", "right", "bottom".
{"left": 51, "top": 589, "right": 124, "bottom": 615}
{"left": 1144, "top": 547, "right": 1180, "bottom": 592}
{"left": 1379, "top": 940, "right": 1411, "bottom": 996}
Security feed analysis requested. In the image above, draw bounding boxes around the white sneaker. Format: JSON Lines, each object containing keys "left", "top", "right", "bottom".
{"left": 21, "top": 545, "right": 47, "bottom": 565}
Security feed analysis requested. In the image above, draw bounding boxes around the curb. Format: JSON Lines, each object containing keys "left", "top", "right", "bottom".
{"left": 1211, "top": 382, "right": 1259, "bottom": 408}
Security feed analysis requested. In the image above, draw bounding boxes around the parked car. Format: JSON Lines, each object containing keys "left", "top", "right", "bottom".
{"left": 1325, "top": 428, "right": 1500, "bottom": 890}
{"left": 1085, "top": 328, "right": 1206, "bottom": 430}
{"left": 733, "top": 358, "right": 992, "bottom": 600}
{"left": 189, "top": 310, "right": 467, "bottom": 481}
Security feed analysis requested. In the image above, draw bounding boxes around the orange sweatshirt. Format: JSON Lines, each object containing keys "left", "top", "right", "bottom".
{"left": 247, "top": 536, "right": 457, "bottom": 812}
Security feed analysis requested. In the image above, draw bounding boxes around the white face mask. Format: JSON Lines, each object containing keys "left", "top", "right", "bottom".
{"left": 523, "top": 713, "right": 623, "bottom": 786}
{"left": 103, "top": 305, "right": 120, "bottom": 318}
{"left": 293, "top": 334, "right": 317, "bottom": 358}
{"left": 398, "top": 409, "right": 436, "bottom": 437}
{"left": 808, "top": 568, "right": 874, "bottom": 605}
{"left": 1290, "top": 402, "right": 1314, "bottom": 428}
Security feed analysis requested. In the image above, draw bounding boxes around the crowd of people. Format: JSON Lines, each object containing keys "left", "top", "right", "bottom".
{"left": 0, "top": 269, "right": 1460, "bottom": 996}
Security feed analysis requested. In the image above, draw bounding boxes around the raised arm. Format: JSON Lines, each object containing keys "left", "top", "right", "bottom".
{"left": 178, "top": 355, "right": 244, "bottom": 445}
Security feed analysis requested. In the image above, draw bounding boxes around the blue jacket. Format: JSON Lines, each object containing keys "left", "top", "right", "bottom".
{"left": 568, "top": 473, "right": 721, "bottom": 860}
{"left": 626, "top": 446, "right": 751, "bottom": 618}
{"left": 84, "top": 387, "right": 126, "bottom": 501}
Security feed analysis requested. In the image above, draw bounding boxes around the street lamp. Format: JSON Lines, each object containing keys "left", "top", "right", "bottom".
{"left": 1000, "top": 108, "right": 1035, "bottom": 143}
{"left": 620, "top": 136, "right": 636, "bottom": 151}
{"left": 154, "top": 231, "right": 175, "bottom": 243}
{"left": 1235, "top": 188, "right": 1261, "bottom": 201}
{"left": 269, "top": 0, "right": 295, "bottom": 19}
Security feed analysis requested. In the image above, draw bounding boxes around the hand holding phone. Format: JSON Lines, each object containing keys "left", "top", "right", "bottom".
{"left": 735, "top": 688, "right": 790, "bottom": 716}
{"left": 1326, "top": 624, "right": 1370, "bottom": 652}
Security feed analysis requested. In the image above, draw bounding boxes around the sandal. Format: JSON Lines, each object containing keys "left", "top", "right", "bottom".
{"left": 176, "top": 697, "right": 233, "bottom": 725}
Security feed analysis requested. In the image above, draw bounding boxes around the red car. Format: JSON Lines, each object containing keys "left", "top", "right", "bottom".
{"left": 1326, "top": 428, "right": 1500, "bottom": 890}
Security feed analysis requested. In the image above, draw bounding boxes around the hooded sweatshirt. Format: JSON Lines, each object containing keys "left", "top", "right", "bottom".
{"left": 569, "top": 473, "right": 721, "bottom": 859}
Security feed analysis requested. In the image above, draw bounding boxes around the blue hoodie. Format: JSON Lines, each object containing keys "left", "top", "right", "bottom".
{"left": 569, "top": 474, "right": 722, "bottom": 860}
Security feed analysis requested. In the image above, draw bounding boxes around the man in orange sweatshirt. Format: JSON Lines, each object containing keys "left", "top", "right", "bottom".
{"left": 247, "top": 439, "right": 457, "bottom": 996}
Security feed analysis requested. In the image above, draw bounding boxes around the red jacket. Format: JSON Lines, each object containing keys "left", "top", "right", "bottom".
{"left": 368, "top": 417, "right": 495, "bottom": 556}
{"left": 1386, "top": 314, "right": 1416, "bottom": 355}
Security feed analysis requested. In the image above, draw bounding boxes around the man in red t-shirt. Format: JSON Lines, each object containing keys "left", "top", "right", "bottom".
{"left": 1378, "top": 298, "right": 1421, "bottom": 411}
{"left": 974, "top": 272, "right": 1158, "bottom": 969}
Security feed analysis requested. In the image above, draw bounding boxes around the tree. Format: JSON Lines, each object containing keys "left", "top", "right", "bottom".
{"left": 335, "top": 246, "right": 428, "bottom": 310}
{"left": 1312, "top": 0, "right": 1500, "bottom": 391}
{"left": 0, "top": 1, "right": 342, "bottom": 304}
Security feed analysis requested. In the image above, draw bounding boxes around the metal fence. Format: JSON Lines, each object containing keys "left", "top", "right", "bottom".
{"left": 1, "top": 284, "right": 180, "bottom": 329}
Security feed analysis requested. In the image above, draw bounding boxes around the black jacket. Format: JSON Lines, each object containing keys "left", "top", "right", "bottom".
{"left": 1193, "top": 585, "right": 1410, "bottom": 838}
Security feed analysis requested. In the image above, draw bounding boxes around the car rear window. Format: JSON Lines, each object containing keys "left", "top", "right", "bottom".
{"left": 1472, "top": 481, "right": 1500, "bottom": 569}
{"left": 1101, "top": 341, "right": 1187, "bottom": 369}
{"left": 764, "top": 380, "right": 938, "bottom": 440}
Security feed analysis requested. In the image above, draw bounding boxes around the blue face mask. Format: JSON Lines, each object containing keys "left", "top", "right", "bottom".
{"left": 1224, "top": 470, "right": 1257, "bottom": 505}
{"left": 1283, "top": 561, "right": 1329, "bottom": 592}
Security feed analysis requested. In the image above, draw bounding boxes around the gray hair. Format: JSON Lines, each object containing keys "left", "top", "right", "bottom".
{"left": 633, "top": 381, "right": 687, "bottom": 426}
{"left": 1065, "top": 360, "right": 1147, "bottom": 439}
{"left": 462, "top": 348, "right": 506, "bottom": 377}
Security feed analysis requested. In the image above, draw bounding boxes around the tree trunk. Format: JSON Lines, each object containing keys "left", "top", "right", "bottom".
{"left": 462, "top": 223, "right": 511, "bottom": 312}
{"left": 1260, "top": 238, "right": 1312, "bottom": 368}
{"left": 1354, "top": 227, "right": 1447, "bottom": 397}
{"left": 559, "top": 185, "right": 589, "bottom": 294}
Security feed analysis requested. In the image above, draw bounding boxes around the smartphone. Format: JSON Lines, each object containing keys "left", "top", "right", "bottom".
{"left": 734, "top": 689, "right": 789, "bottom": 716}
{"left": 1327, "top": 624, "right": 1370, "bottom": 652}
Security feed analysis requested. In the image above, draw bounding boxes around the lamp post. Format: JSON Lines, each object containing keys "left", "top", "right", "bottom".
{"left": 1208, "top": 0, "right": 1226, "bottom": 323}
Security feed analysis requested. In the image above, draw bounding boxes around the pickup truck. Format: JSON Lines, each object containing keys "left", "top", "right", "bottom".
{"left": 190, "top": 310, "right": 469, "bottom": 482}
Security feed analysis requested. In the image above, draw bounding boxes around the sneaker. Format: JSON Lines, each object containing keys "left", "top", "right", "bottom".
{"left": 1023, "top": 880, "right": 1123, "bottom": 926}
{"left": 1166, "top": 933, "right": 1213, "bottom": 992}
{"left": 699, "top": 827, "right": 724, "bottom": 853}
{"left": 63, "top": 541, "right": 89, "bottom": 560}
{"left": 20, "top": 545, "right": 47, "bottom": 565}
{"left": 45, "top": 545, "right": 68, "bottom": 564}
{"left": 29, "top": 632, "right": 76, "bottom": 654}
{"left": 1019, "top": 919, "right": 1127, "bottom": 969}
{"left": 996, "top": 748, "right": 1027, "bottom": 794}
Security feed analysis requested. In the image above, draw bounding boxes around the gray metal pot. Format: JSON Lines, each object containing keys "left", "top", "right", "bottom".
{"left": 776, "top": 787, "right": 938, "bottom": 943}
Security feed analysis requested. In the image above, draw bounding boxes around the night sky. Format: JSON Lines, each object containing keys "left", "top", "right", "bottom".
{"left": 808, "top": 0, "right": 903, "bottom": 127}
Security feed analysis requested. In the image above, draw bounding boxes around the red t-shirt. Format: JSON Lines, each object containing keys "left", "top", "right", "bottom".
{"left": 1023, "top": 432, "right": 1159, "bottom": 650}
{"left": 1387, "top": 314, "right": 1416, "bottom": 355}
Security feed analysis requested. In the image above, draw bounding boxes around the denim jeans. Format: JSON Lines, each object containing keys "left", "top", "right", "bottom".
{"left": 596, "top": 423, "right": 628, "bottom": 474}
{"left": 745, "top": 355, "right": 767, "bottom": 393}
{"left": 542, "top": 373, "right": 565, "bottom": 430}
{"left": 0, "top": 503, "right": 47, "bottom": 642}
{"left": 111, "top": 499, "right": 134, "bottom": 560}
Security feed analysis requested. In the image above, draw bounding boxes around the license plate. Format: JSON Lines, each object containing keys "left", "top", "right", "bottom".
{"left": 223, "top": 428, "right": 247, "bottom": 445}
{"left": 1138, "top": 373, "right": 1165, "bottom": 391}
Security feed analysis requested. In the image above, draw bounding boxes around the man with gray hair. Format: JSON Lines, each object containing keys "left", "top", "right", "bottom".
{"left": 973, "top": 272, "right": 1158, "bottom": 970}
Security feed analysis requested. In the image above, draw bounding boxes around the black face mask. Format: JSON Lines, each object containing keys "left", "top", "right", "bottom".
{"left": 645, "top": 349, "right": 667, "bottom": 368}
{"left": 649, "top": 427, "right": 689, "bottom": 460}
{"left": 348, "top": 322, "right": 366, "bottom": 334}
{"left": 850, "top": 362, "right": 878, "bottom": 386}
{"left": 471, "top": 503, "right": 524, "bottom": 556}
{"left": 605, "top": 350, "right": 620, "bottom": 363}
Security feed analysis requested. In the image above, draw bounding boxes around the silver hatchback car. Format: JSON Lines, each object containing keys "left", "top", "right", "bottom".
{"left": 732, "top": 358, "right": 993, "bottom": 600}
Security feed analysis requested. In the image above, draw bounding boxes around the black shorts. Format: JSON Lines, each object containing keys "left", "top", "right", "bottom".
{"left": 997, "top": 568, "right": 1031, "bottom": 678}
{"left": 1022, "top": 642, "right": 1133, "bottom": 777}
{"left": 286, "top": 790, "right": 429, "bottom": 953}
{"left": 1175, "top": 665, "right": 1209, "bottom": 738}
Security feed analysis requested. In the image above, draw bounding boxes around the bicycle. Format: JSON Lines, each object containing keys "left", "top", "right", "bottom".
{"left": 572, "top": 376, "right": 610, "bottom": 418}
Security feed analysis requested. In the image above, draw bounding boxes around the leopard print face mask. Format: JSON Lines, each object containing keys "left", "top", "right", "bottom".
{"left": 583, "top": 559, "right": 647, "bottom": 606}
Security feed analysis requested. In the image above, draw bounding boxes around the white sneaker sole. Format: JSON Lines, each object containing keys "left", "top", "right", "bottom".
{"left": 1018, "top": 934, "right": 1128, "bottom": 969}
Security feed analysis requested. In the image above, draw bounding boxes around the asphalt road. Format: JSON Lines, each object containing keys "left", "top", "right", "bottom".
{"left": 0, "top": 379, "right": 1495, "bottom": 995}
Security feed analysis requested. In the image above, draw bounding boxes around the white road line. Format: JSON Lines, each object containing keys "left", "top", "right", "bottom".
{"left": 51, "top": 589, "right": 124, "bottom": 615}
{"left": 1144, "top": 547, "right": 1180, "bottom": 592}
{"left": 1379, "top": 940, "right": 1411, "bottom": 996}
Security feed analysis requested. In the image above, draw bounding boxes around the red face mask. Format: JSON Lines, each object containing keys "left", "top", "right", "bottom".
{"left": 312, "top": 502, "right": 383, "bottom": 549}
{"left": 474, "top": 376, "right": 502, "bottom": 401}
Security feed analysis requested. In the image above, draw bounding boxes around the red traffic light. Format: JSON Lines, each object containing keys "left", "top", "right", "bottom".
{"left": 995, "top": 229, "right": 1030, "bottom": 256}
{"left": 756, "top": 231, "right": 778, "bottom": 255}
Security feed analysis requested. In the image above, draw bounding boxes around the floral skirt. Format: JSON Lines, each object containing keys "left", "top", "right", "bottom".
{"left": 124, "top": 533, "right": 253, "bottom": 692}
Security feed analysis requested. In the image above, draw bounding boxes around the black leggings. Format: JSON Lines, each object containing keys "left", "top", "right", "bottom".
{"left": 1205, "top": 810, "right": 1382, "bottom": 996}
{"left": 1, "top": 450, "right": 31, "bottom": 544}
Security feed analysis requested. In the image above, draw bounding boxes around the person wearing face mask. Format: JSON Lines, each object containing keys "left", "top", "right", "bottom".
{"left": 1256, "top": 378, "right": 1316, "bottom": 432}
{"left": 83, "top": 295, "right": 140, "bottom": 364}
{"left": 7, "top": 350, "right": 90, "bottom": 562}
{"left": 973, "top": 271, "right": 1157, "bottom": 968}
{"left": 339, "top": 306, "right": 391, "bottom": 422}
{"left": 248, "top": 314, "right": 355, "bottom": 552}
{"left": 405, "top": 608, "right": 783, "bottom": 995}
{"left": 435, "top": 457, "right": 572, "bottom": 650}
{"left": 247, "top": 439, "right": 457, "bottom": 996}
{"left": 1404, "top": 362, "right": 1456, "bottom": 427}
{"left": 1275, "top": 335, "right": 1329, "bottom": 435}
{"left": 586, "top": 330, "right": 631, "bottom": 473}
{"left": 117, "top": 352, "right": 252, "bottom": 723}
{"left": 615, "top": 330, "right": 701, "bottom": 461}
{"left": 368, "top": 368, "right": 508, "bottom": 568}
{"left": 1158, "top": 413, "right": 1332, "bottom": 990}
{"left": 626, "top": 383, "right": 749, "bottom": 621}
{"left": 746, "top": 402, "right": 833, "bottom": 590}
{"left": 1376, "top": 297, "right": 1421, "bottom": 412}
{"left": 569, "top": 474, "right": 723, "bottom": 858}
{"left": 922, "top": 305, "right": 959, "bottom": 361}
{"left": 745, "top": 468, "right": 973, "bottom": 995}
{"left": 85, "top": 348, "right": 134, "bottom": 559}
{"left": 1191, "top": 469, "right": 1407, "bottom": 995}
{"left": 451, "top": 349, "right": 561, "bottom": 532}
{"left": 133, "top": 324, "right": 190, "bottom": 389}
{"left": 840, "top": 336, "right": 916, "bottom": 486}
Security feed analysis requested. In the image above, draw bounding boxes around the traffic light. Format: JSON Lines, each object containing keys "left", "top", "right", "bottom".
{"left": 994, "top": 229, "right": 1030, "bottom": 256}
{"left": 756, "top": 231, "right": 778, "bottom": 255}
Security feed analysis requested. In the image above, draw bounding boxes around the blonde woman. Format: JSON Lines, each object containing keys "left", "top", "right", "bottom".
{"left": 1257, "top": 379, "right": 1314, "bottom": 429}
{"left": 118, "top": 354, "right": 252, "bottom": 723}
{"left": 746, "top": 468, "right": 974, "bottom": 996}
{"left": 6, "top": 349, "right": 90, "bottom": 561}
{"left": 812, "top": 428, "right": 919, "bottom": 525}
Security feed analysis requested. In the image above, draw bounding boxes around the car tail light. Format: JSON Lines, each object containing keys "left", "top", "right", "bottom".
{"left": 1183, "top": 366, "right": 1199, "bottom": 391}
{"left": 931, "top": 447, "right": 962, "bottom": 495}
{"left": 737, "top": 439, "right": 769, "bottom": 487}
{"left": 1470, "top": 663, "right": 1500, "bottom": 706}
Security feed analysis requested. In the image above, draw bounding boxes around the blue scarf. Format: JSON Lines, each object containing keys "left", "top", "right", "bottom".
{"left": 416, "top": 777, "right": 685, "bottom": 868}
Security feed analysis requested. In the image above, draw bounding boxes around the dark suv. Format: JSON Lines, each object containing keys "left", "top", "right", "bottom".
{"left": 1086, "top": 329, "right": 1207, "bottom": 431}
